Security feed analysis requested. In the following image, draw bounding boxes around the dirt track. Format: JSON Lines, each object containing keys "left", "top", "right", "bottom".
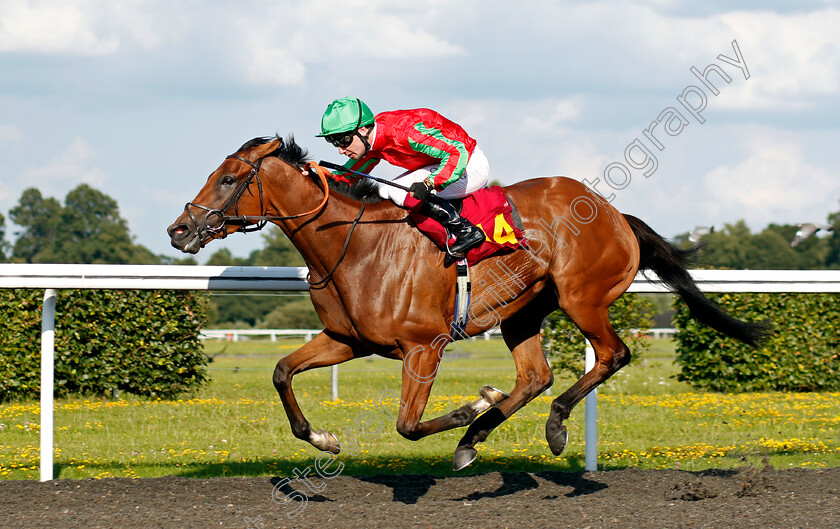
{"left": 2, "top": 466, "right": 839, "bottom": 529}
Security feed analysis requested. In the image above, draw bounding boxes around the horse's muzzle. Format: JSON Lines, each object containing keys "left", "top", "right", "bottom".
{"left": 167, "top": 221, "right": 203, "bottom": 254}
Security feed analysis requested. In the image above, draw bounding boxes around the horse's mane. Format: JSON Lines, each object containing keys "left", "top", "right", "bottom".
{"left": 238, "top": 135, "right": 383, "bottom": 203}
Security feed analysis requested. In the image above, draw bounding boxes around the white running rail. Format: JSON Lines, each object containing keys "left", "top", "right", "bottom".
{"left": 3, "top": 264, "right": 840, "bottom": 479}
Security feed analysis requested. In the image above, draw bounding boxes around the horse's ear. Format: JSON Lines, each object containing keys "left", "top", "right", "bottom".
{"left": 249, "top": 139, "right": 283, "bottom": 160}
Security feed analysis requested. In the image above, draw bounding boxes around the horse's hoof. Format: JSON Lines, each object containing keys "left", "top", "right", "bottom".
{"left": 452, "top": 446, "right": 478, "bottom": 471}
{"left": 479, "top": 385, "right": 510, "bottom": 406}
{"left": 310, "top": 429, "right": 340, "bottom": 454}
{"left": 546, "top": 424, "right": 568, "bottom": 456}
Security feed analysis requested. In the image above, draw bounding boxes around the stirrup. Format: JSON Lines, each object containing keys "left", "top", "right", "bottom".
{"left": 448, "top": 227, "right": 485, "bottom": 255}
{"left": 443, "top": 229, "right": 484, "bottom": 266}
{"left": 449, "top": 235, "right": 484, "bottom": 256}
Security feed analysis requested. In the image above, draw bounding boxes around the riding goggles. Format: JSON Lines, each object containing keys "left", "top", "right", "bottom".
{"left": 325, "top": 131, "right": 356, "bottom": 149}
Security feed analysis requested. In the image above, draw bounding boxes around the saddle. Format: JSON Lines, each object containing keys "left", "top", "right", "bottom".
{"left": 409, "top": 186, "right": 528, "bottom": 266}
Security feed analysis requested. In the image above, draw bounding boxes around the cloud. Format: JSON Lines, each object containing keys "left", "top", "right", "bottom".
{"left": 3, "top": 1, "right": 465, "bottom": 86}
{"left": 426, "top": 96, "right": 596, "bottom": 181}
{"left": 0, "top": 0, "right": 118, "bottom": 55}
{"left": 711, "top": 9, "right": 840, "bottom": 110}
{"left": 0, "top": 125, "right": 23, "bottom": 147}
{"left": 703, "top": 135, "right": 840, "bottom": 226}
{"left": 0, "top": 0, "right": 188, "bottom": 55}
{"left": 444, "top": 3, "right": 840, "bottom": 113}
{"left": 625, "top": 6, "right": 840, "bottom": 109}
{"left": 21, "top": 137, "right": 107, "bottom": 189}
{"left": 295, "top": 0, "right": 465, "bottom": 59}
{"left": 243, "top": 47, "right": 308, "bottom": 87}
{"left": 519, "top": 98, "right": 584, "bottom": 134}
{"left": 235, "top": 0, "right": 466, "bottom": 86}
{"left": 0, "top": 126, "right": 21, "bottom": 204}
{"left": 6, "top": 1, "right": 835, "bottom": 110}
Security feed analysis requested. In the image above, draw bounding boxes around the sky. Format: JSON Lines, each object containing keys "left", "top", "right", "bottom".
{"left": 1, "top": 0, "right": 839, "bottom": 263}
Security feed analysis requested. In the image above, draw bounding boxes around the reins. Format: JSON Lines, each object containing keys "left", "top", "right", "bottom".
{"left": 306, "top": 200, "right": 366, "bottom": 288}
{"left": 184, "top": 154, "right": 363, "bottom": 287}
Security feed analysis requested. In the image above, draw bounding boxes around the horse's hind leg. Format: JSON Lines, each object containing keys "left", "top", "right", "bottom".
{"left": 273, "top": 331, "right": 360, "bottom": 453}
{"left": 545, "top": 304, "right": 630, "bottom": 456}
{"left": 452, "top": 303, "right": 554, "bottom": 471}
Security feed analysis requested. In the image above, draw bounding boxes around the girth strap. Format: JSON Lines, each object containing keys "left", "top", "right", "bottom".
{"left": 450, "top": 258, "right": 472, "bottom": 341}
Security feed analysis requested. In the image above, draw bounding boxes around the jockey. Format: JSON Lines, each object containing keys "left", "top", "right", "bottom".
{"left": 317, "top": 97, "right": 488, "bottom": 256}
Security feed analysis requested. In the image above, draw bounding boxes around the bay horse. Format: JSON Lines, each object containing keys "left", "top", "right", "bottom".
{"left": 167, "top": 135, "right": 768, "bottom": 471}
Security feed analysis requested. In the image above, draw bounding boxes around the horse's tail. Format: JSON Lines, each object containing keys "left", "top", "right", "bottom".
{"left": 623, "top": 213, "right": 770, "bottom": 347}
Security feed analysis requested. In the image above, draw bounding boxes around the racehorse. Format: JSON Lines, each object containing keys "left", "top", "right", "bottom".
{"left": 167, "top": 135, "right": 768, "bottom": 470}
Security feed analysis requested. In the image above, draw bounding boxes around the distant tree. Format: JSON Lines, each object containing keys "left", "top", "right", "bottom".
{"left": 204, "top": 227, "right": 312, "bottom": 328}
{"left": 826, "top": 206, "right": 840, "bottom": 269}
{"left": 170, "top": 256, "right": 199, "bottom": 265}
{"left": 205, "top": 238, "right": 279, "bottom": 327}
{"left": 250, "top": 226, "right": 305, "bottom": 266}
{"left": 205, "top": 247, "right": 248, "bottom": 266}
{"left": 676, "top": 219, "right": 832, "bottom": 270}
{"left": 9, "top": 185, "right": 160, "bottom": 264}
{"left": 258, "top": 298, "right": 322, "bottom": 329}
{"left": 759, "top": 224, "right": 827, "bottom": 269}
{"left": 694, "top": 220, "right": 755, "bottom": 269}
{"left": 9, "top": 188, "right": 62, "bottom": 262}
{"left": 60, "top": 184, "right": 159, "bottom": 264}
{"left": 0, "top": 212, "right": 7, "bottom": 262}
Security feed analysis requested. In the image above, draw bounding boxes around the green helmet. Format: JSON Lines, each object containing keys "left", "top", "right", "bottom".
{"left": 316, "top": 97, "right": 375, "bottom": 137}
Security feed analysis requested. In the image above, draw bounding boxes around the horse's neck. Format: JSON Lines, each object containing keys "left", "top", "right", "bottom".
{"left": 267, "top": 163, "right": 406, "bottom": 273}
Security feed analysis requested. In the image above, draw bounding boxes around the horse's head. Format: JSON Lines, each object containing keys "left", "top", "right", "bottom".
{"left": 167, "top": 136, "right": 311, "bottom": 254}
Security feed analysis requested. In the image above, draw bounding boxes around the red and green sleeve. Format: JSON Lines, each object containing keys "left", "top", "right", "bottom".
{"left": 338, "top": 156, "right": 380, "bottom": 178}
{"left": 406, "top": 123, "right": 470, "bottom": 190}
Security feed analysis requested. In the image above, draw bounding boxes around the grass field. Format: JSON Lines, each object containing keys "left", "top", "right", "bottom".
{"left": 1, "top": 337, "right": 838, "bottom": 480}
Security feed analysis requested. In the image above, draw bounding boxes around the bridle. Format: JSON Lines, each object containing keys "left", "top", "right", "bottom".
{"left": 182, "top": 152, "right": 330, "bottom": 247}
{"left": 181, "top": 150, "right": 360, "bottom": 286}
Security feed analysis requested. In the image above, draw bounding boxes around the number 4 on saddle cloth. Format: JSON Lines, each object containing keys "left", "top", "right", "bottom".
{"left": 410, "top": 185, "right": 529, "bottom": 266}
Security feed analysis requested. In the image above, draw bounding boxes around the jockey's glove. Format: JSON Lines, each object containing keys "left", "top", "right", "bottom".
{"left": 409, "top": 181, "right": 434, "bottom": 201}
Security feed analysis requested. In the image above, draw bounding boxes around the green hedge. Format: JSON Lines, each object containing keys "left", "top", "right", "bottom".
{"left": 544, "top": 294, "right": 656, "bottom": 377}
{"left": 673, "top": 293, "right": 840, "bottom": 392}
{"left": 0, "top": 289, "right": 209, "bottom": 400}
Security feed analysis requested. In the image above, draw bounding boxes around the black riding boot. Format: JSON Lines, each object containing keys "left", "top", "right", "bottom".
{"left": 419, "top": 195, "right": 486, "bottom": 256}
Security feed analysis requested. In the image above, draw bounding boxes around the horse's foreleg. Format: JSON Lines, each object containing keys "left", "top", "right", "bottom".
{"left": 545, "top": 306, "right": 630, "bottom": 456}
{"left": 273, "top": 331, "right": 358, "bottom": 453}
{"left": 453, "top": 312, "right": 553, "bottom": 471}
{"left": 393, "top": 342, "right": 509, "bottom": 442}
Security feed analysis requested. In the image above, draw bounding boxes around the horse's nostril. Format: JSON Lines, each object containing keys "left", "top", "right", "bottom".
{"left": 168, "top": 224, "right": 190, "bottom": 238}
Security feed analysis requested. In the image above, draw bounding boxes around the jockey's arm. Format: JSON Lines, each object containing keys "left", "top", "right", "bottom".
{"left": 407, "top": 125, "right": 469, "bottom": 191}
{"left": 335, "top": 156, "right": 380, "bottom": 180}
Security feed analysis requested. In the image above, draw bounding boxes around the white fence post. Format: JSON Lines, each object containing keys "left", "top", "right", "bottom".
{"left": 40, "top": 289, "right": 57, "bottom": 482}
{"left": 584, "top": 341, "right": 597, "bottom": 471}
{"left": 331, "top": 366, "right": 338, "bottom": 401}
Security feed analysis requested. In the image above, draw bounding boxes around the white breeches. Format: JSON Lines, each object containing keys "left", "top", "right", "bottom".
{"left": 378, "top": 146, "right": 490, "bottom": 206}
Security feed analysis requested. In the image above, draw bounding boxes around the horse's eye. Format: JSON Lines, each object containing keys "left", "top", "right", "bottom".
{"left": 221, "top": 175, "right": 236, "bottom": 186}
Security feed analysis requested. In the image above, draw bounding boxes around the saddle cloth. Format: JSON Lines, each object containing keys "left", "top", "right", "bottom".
{"left": 409, "top": 186, "right": 527, "bottom": 266}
